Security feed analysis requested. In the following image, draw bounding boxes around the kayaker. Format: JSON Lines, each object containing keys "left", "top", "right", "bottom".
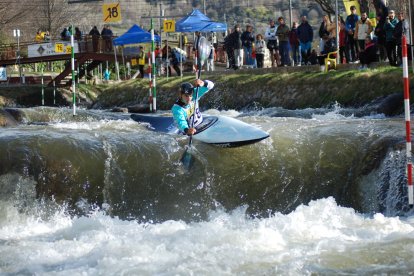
{"left": 171, "top": 79, "right": 215, "bottom": 136}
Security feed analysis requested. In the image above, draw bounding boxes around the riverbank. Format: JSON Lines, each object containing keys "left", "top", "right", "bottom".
{"left": 0, "top": 65, "right": 411, "bottom": 115}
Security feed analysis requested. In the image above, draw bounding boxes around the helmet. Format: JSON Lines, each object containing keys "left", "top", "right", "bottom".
{"left": 180, "top": 82, "right": 194, "bottom": 95}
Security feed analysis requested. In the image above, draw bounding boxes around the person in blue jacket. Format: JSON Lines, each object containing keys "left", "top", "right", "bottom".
{"left": 172, "top": 79, "right": 214, "bottom": 136}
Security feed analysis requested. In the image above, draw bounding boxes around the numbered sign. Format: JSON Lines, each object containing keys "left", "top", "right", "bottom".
{"left": 163, "top": 19, "right": 176, "bottom": 33}
{"left": 65, "top": 46, "right": 72, "bottom": 53}
{"left": 55, "top": 43, "right": 64, "bottom": 53}
{"left": 103, "top": 3, "right": 122, "bottom": 23}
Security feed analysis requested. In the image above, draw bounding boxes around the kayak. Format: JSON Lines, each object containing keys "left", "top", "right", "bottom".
{"left": 130, "top": 114, "right": 269, "bottom": 147}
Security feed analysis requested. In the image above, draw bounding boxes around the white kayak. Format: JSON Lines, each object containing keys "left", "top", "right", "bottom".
{"left": 130, "top": 114, "right": 269, "bottom": 147}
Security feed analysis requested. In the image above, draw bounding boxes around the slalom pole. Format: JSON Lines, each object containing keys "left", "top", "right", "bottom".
{"left": 53, "top": 79, "right": 56, "bottom": 106}
{"left": 151, "top": 18, "right": 157, "bottom": 112}
{"left": 148, "top": 53, "right": 153, "bottom": 112}
{"left": 71, "top": 25, "right": 76, "bottom": 116}
{"left": 41, "top": 65, "right": 44, "bottom": 106}
{"left": 402, "top": 35, "right": 413, "bottom": 206}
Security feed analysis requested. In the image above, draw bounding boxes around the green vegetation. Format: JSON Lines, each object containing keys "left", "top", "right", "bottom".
{"left": 0, "top": 66, "right": 410, "bottom": 111}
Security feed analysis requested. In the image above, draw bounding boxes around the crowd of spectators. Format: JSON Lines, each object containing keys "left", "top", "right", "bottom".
{"left": 222, "top": 5, "right": 411, "bottom": 71}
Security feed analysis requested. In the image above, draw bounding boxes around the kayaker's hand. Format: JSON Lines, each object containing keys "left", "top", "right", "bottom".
{"left": 186, "top": 128, "right": 197, "bottom": 136}
{"left": 194, "top": 79, "right": 204, "bottom": 87}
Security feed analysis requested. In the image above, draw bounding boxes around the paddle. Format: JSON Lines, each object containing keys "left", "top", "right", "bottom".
{"left": 180, "top": 36, "right": 211, "bottom": 169}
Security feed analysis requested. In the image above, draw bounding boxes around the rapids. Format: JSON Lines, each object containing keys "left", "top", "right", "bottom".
{"left": 1, "top": 105, "right": 413, "bottom": 274}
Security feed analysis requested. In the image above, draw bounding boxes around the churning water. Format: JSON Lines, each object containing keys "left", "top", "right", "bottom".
{"left": 0, "top": 106, "right": 413, "bottom": 275}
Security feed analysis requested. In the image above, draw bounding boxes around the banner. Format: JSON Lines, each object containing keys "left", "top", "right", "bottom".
{"left": 28, "top": 41, "right": 79, "bottom": 58}
{"left": 343, "top": 0, "right": 361, "bottom": 15}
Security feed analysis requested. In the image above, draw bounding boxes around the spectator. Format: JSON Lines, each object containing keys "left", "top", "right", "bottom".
{"left": 339, "top": 19, "right": 348, "bottom": 63}
{"left": 155, "top": 44, "right": 162, "bottom": 75}
{"left": 224, "top": 28, "right": 235, "bottom": 70}
{"left": 35, "top": 29, "right": 44, "bottom": 42}
{"left": 277, "top": 17, "right": 290, "bottom": 66}
{"left": 207, "top": 43, "right": 215, "bottom": 71}
{"left": 359, "top": 36, "right": 379, "bottom": 69}
{"left": 193, "top": 31, "right": 202, "bottom": 70}
{"left": 265, "top": 19, "right": 279, "bottom": 67}
{"left": 179, "top": 33, "right": 188, "bottom": 50}
{"left": 241, "top": 25, "right": 255, "bottom": 68}
{"left": 297, "top": 15, "right": 313, "bottom": 65}
{"left": 255, "top": 34, "right": 266, "bottom": 68}
{"left": 89, "top": 26, "right": 100, "bottom": 53}
{"left": 60, "top": 27, "right": 70, "bottom": 41}
{"left": 374, "top": 15, "right": 387, "bottom": 61}
{"left": 75, "top": 27, "right": 82, "bottom": 41}
{"left": 43, "top": 31, "right": 51, "bottom": 42}
{"left": 309, "top": 49, "right": 318, "bottom": 65}
{"left": 354, "top": 12, "right": 373, "bottom": 53}
{"left": 319, "top": 15, "right": 332, "bottom": 54}
{"left": 345, "top": 5, "right": 360, "bottom": 62}
{"left": 289, "top": 21, "right": 301, "bottom": 66}
{"left": 138, "top": 46, "right": 145, "bottom": 78}
{"left": 231, "top": 24, "right": 243, "bottom": 69}
{"left": 384, "top": 10, "right": 398, "bottom": 66}
{"left": 169, "top": 48, "right": 181, "bottom": 76}
{"left": 101, "top": 25, "right": 113, "bottom": 52}
{"left": 394, "top": 11, "right": 411, "bottom": 66}
{"left": 318, "top": 18, "right": 339, "bottom": 69}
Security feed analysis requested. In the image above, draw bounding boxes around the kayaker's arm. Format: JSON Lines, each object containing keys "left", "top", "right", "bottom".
{"left": 195, "top": 80, "right": 214, "bottom": 98}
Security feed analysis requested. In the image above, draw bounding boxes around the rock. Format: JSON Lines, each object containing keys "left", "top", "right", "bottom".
{"left": 0, "top": 109, "right": 18, "bottom": 126}
{"left": 4, "top": 108, "right": 25, "bottom": 122}
{"left": 111, "top": 107, "right": 129, "bottom": 113}
{"left": 128, "top": 104, "right": 151, "bottom": 113}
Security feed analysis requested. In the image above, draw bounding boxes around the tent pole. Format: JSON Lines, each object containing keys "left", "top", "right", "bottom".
{"left": 121, "top": 46, "right": 126, "bottom": 80}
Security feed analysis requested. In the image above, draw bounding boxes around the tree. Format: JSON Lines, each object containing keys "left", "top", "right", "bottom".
{"left": 0, "top": 2, "right": 28, "bottom": 34}
{"left": 35, "top": 0, "right": 91, "bottom": 39}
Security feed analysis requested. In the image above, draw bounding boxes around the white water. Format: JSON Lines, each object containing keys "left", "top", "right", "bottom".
{"left": 1, "top": 197, "right": 414, "bottom": 275}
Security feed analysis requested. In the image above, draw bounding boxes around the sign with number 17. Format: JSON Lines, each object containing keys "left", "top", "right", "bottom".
{"left": 103, "top": 3, "right": 122, "bottom": 23}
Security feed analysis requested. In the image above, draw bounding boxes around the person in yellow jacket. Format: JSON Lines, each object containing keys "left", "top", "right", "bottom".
{"left": 35, "top": 29, "right": 44, "bottom": 43}
{"left": 354, "top": 12, "right": 373, "bottom": 53}
{"left": 138, "top": 46, "right": 146, "bottom": 78}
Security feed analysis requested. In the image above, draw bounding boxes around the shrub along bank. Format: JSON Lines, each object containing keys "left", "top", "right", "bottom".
{"left": 0, "top": 66, "right": 411, "bottom": 115}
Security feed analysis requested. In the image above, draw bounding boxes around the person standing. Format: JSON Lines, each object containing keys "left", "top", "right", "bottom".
{"left": 339, "top": 19, "right": 348, "bottom": 63}
{"left": 89, "top": 26, "right": 100, "bottom": 53}
{"left": 374, "top": 15, "right": 387, "bottom": 61}
{"left": 138, "top": 46, "right": 145, "bottom": 78}
{"left": 265, "top": 19, "right": 279, "bottom": 67}
{"left": 384, "top": 10, "right": 399, "bottom": 66}
{"left": 255, "top": 34, "right": 266, "bottom": 68}
{"left": 345, "top": 6, "right": 360, "bottom": 62}
{"left": 276, "top": 17, "right": 291, "bottom": 66}
{"left": 319, "top": 15, "right": 332, "bottom": 54}
{"left": 289, "top": 22, "right": 301, "bottom": 66}
{"left": 241, "top": 25, "right": 255, "bottom": 68}
{"left": 101, "top": 25, "right": 113, "bottom": 52}
{"left": 231, "top": 24, "right": 243, "bottom": 69}
{"left": 297, "top": 15, "right": 313, "bottom": 65}
{"left": 394, "top": 11, "right": 411, "bottom": 66}
{"left": 224, "top": 29, "right": 235, "bottom": 70}
{"left": 354, "top": 12, "right": 373, "bottom": 53}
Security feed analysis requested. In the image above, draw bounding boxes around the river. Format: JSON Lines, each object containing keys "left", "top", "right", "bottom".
{"left": 0, "top": 106, "right": 413, "bottom": 275}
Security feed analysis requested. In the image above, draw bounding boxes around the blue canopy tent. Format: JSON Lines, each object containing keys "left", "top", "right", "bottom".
{"left": 113, "top": 24, "right": 160, "bottom": 46}
{"left": 112, "top": 24, "right": 161, "bottom": 80}
{"left": 175, "top": 9, "right": 227, "bottom": 32}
